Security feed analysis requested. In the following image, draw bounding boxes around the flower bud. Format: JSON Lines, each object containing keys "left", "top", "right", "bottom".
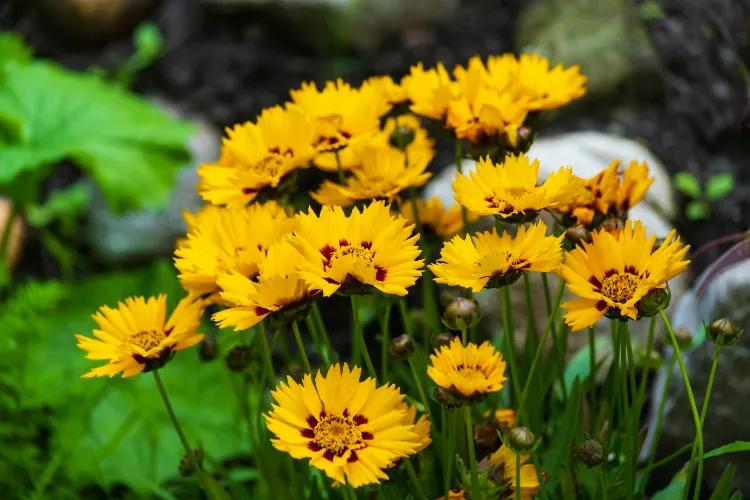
{"left": 640, "top": 350, "right": 663, "bottom": 370}
{"left": 389, "top": 124, "right": 416, "bottom": 151}
{"left": 433, "top": 332, "right": 457, "bottom": 349}
{"left": 198, "top": 334, "right": 218, "bottom": 362}
{"left": 565, "top": 225, "right": 592, "bottom": 247}
{"left": 442, "top": 297, "right": 481, "bottom": 331}
{"left": 707, "top": 318, "right": 743, "bottom": 347}
{"left": 225, "top": 345, "right": 251, "bottom": 372}
{"left": 440, "top": 290, "right": 460, "bottom": 309}
{"left": 433, "top": 386, "right": 464, "bottom": 409}
{"left": 287, "top": 362, "right": 306, "bottom": 381}
{"left": 636, "top": 286, "right": 671, "bottom": 318}
{"left": 673, "top": 327, "right": 693, "bottom": 350}
{"left": 599, "top": 217, "right": 624, "bottom": 235}
{"left": 178, "top": 447, "right": 205, "bottom": 477}
{"left": 507, "top": 426, "right": 536, "bottom": 453}
{"left": 389, "top": 334, "right": 415, "bottom": 360}
{"left": 510, "top": 126, "right": 534, "bottom": 154}
{"left": 574, "top": 438, "right": 604, "bottom": 468}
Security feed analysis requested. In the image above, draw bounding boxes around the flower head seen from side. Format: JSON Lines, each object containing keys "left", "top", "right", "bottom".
{"left": 197, "top": 105, "right": 317, "bottom": 207}
{"left": 401, "top": 62, "right": 457, "bottom": 122}
{"left": 488, "top": 444, "right": 543, "bottom": 500}
{"left": 75, "top": 294, "right": 206, "bottom": 378}
{"left": 398, "top": 197, "right": 480, "bottom": 240}
{"left": 514, "top": 53, "right": 587, "bottom": 111}
{"left": 264, "top": 363, "right": 423, "bottom": 487}
{"left": 360, "top": 75, "right": 408, "bottom": 106}
{"left": 290, "top": 200, "right": 424, "bottom": 296}
{"left": 452, "top": 154, "right": 586, "bottom": 222}
{"left": 429, "top": 221, "right": 564, "bottom": 292}
{"left": 616, "top": 160, "right": 654, "bottom": 214}
{"left": 213, "top": 240, "right": 316, "bottom": 331}
{"left": 559, "top": 220, "right": 690, "bottom": 331}
{"left": 311, "top": 146, "right": 433, "bottom": 206}
{"left": 174, "top": 202, "right": 293, "bottom": 301}
{"left": 427, "top": 337, "right": 507, "bottom": 401}
{"left": 555, "top": 160, "right": 623, "bottom": 227}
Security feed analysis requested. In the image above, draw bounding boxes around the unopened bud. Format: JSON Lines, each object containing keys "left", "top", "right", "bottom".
{"left": 433, "top": 332, "right": 457, "bottom": 349}
{"left": 707, "top": 318, "right": 743, "bottom": 347}
{"left": 673, "top": 327, "right": 693, "bottom": 350}
{"left": 287, "top": 362, "right": 305, "bottom": 381}
{"left": 440, "top": 290, "right": 460, "bottom": 309}
{"left": 225, "top": 345, "right": 251, "bottom": 372}
{"left": 178, "top": 448, "right": 205, "bottom": 477}
{"left": 507, "top": 426, "right": 536, "bottom": 453}
{"left": 565, "top": 226, "right": 592, "bottom": 247}
{"left": 511, "top": 126, "right": 534, "bottom": 154}
{"left": 442, "top": 297, "right": 481, "bottom": 331}
{"left": 574, "top": 439, "right": 605, "bottom": 468}
{"left": 389, "top": 334, "right": 415, "bottom": 360}
{"left": 636, "top": 286, "right": 671, "bottom": 317}
{"left": 389, "top": 125, "right": 416, "bottom": 151}
{"left": 600, "top": 218, "right": 624, "bottom": 234}
{"left": 198, "top": 334, "right": 218, "bottom": 362}
{"left": 640, "top": 350, "right": 663, "bottom": 370}
{"left": 433, "top": 386, "right": 464, "bottom": 409}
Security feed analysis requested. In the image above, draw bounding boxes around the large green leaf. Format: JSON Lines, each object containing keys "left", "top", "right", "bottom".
{"left": 652, "top": 468, "right": 687, "bottom": 500}
{"left": 0, "top": 60, "right": 193, "bottom": 213}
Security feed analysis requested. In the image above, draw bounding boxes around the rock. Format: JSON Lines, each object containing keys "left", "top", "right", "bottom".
{"left": 516, "top": 0, "right": 662, "bottom": 99}
{"left": 199, "top": 0, "right": 459, "bottom": 53}
{"left": 642, "top": 238, "right": 750, "bottom": 494}
{"left": 84, "top": 97, "right": 220, "bottom": 265}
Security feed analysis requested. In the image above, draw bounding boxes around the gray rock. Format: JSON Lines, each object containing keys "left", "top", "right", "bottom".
{"left": 85, "top": 96, "right": 220, "bottom": 264}
{"left": 643, "top": 239, "right": 750, "bottom": 494}
{"left": 516, "top": 0, "right": 662, "bottom": 99}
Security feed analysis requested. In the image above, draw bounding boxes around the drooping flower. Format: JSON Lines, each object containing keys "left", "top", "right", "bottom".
{"left": 213, "top": 240, "right": 315, "bottom": 330}
{"left": 429, "top": 221, "right": 564, "bottom": 292}
{"left": 197, "top": 105, "right": 317, "bottom": 207}
{"left": 311, "top": 146, "right": 433, "bottom": 206}
{"left": 488, "top": 445, "right": 544, "bottom": 500}
{"left": 264, "top": 363, "right": 423, "bottom": 487}
{"left": 401, "top": 62, "right": 457, "bottom": 121}
{"left": 616, "top": 160, "right": 654, "bottom": 213}
{"left": 452, "top": 154, "right": 586, "bottom": 222}
{"left": 174, "top": 202, "right": 293, "bottom": 300}
{"left": 427, "top": 337, "right": 507, "bottom": 401}
{"left": 289, "top": 201, "right": 424, "bottom": 296}
{"left": 398, "top": 197, "right": 480, "bottom": 239}
{"left": 75, "top": 294, "right": 206, "bottom": 378}
{"left": 559, "top": 221, "right": 690, "bottom": 331}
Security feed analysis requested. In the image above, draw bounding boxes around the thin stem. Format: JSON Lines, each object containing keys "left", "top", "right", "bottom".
{"left": 598, "top": 468, "right": 608, "bottom": 500}
{"left": 501, "top": 286, "right": 525, "bottom": 423}
{"left": 523, "top": 273, "right": 539, "bottom": 353}
{"left": 610, "top": 320, "right": 622, "bottom": 436}
{"left": 404, "top": 458, "right": 428, "bottom": 500}
{"left": 541, "top": 275, "right": 568, "bottom": 402}
{"left": 351, "top": 296, "right": 377, "bottom": 381}
{"left": 259, "top": 327, "right": 277, "bottom": 386}
{"left": 515, "top": 453, "right": 522, "bottom": 500}
{"left": 588, "top": 326, "right": 596, "bottom": 433}
{"left": 345, "top": 484, "right": 357, "bottom": 500}
{"left": 398, "top": 297, "right": 413, "bottom": 337}
{"left": 312, "top": 302, "right": 337, "bottom": 363}
{"left": 443, "top": 408, "right": 453, "bottom": 499}
{"left": 381, "top": 301, "right": 393, "bottom": 381}
{"left": 530, "top": 452, "right": 549, "bottom": 500}
{"left": 291, "top": 321, "right": 312, "bottom": 373}
{"left": 641, "top": 443, "right": 692, "bottom": 475}
{"left": 620, "top": 322, "right": 635, "bottom": 500}
{"left": 334, "top": 150, "right": 346, "bottom": 184}
{"left": 306, "top": 314, "right": 330, "bottom": 367}
{"left": 462, "top": 328, "right": 467, "bottom": 345}
{"left": 659, "top": 310, "right": 704, "bottom": 500}
{"left": 642, "top": 355, "right": 677, "bottom": 488}
{"left": 464, "top": 405, "right": 481, "bottom": 500}
{"left": 454, "top": 140, "right": 469, "bottom": 235}
{"left": 408, "top": 358, "right": 433, "bottom": 425}
{"left": 636, "top": 317, "right": 658, "bottom": 416}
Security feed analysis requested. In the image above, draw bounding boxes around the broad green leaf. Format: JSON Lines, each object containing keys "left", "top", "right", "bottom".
{"left": 0, "top": 61, "right": 193, "bottom": 213}
{"left": 704, "top": 441, "right": 750, "bottom": 459}
{"left": 729, "top": 492, "right": 743, "bottom": 500}
{"left": 652, "top": 468, "right": 687, "bottom": 500}
{"left": 554, "top": 337, "right": 609, "bottom": 400}
{"left": 706, "top": 173, "right": 735, "bottom": 201}
{"left": 0, "top": 33, "right": 32, "bottom": 67}
{"left": 673, "top": 172, "right": 701, "bottom": 198}
{"left": 709, "top": 464, "right": 735, "bottom": 500}
{"left": 25, "top": 180, "right": 91, "bottom": 227}
{"left": 686, "top": 200, "right": 710, "bottom": 221}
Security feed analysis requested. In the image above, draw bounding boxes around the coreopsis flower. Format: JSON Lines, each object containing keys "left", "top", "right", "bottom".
{"left": 489, "top": 408, "right": 517, "bottom": 429}
{"left": 401, "top": 62, "right": 457, "bottom": 121}
{"left": 616, "top": 160, "right": 654, "bottom": 213}
{"left": 427, "top": 337, "right": 507, "bottom": 401}
{"left": 174, "top": 202, "right": 293, "bottom": 300}
{"left": 311, "top": 146, "right": 433, "bottom": 206}
{"left": 398, "top": 197, "right": 480, "bottom": 239}
{"left": 264, "top": 363, "right": 423, "bottom": 487}
{"left": 197, "top": 105, "right": 317, "bottom": 207}
{"left": 429, "top": 221, "right": 564, "bottom": 292}
{"left": 452, "top": 154, "right": 586, "bottom": 222}
{"left": 213, "top": 241, "right": 315, "bottom": 330}
{"left": 360, "top": 75, "right": 408, "bottom": 106}
{"left": 488, "top": 445, "right": 543, "bottom": 500}
{"left": 289, "top": 201, "right": 424, "bottom": 296}
{"left": 559, "top": 221, "right": 690, "bottom": 331}
{"left": 290, "top": 79, "right": 389, "bottom": 170}
{"left": 75, "top": 294, "right": 206, "bottom": 378}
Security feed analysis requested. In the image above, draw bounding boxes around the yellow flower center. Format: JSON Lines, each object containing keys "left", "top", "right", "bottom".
{"left": 330, "top": 245, "right": 374, "bottom": 264}
{"left": 504, "top": 186, "right": 531, "bottom": 199}
{"left": 314, "top": 415, "right": 362, "bottom": 455}
{"left": 600, "top": 272, "right": 639, "bottom": 304}
{"left": 127, "top": 330, "right": 166, "bottom": 354}
{"left": 254, "top": 147, "right": 294, "bottom": 177}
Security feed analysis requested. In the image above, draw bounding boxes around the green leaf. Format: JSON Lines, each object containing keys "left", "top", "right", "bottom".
{"left": 640, "top": 0, "right": 665, "bottom": 20}
{"left": 686, "top": 200, "right": 710, "bottom": 220}
{"left": 729, "top": 492, "right": 743, "bottom": 500}
{"left": 652, "top": 468, "right": 688, "bottom": 500}
{"left": 704, "top": 441, "right": 750, "bottom": 459}
{"left": 0, "top": 33, "right": 32, "bottom": 67}
{"left": 674, "top": 172, "right": 702, "bottom": 198}
{"left": 706, "top": 173, "right": 735, "bottom": 201}
{"left": 0, "top": 61, "right": 193, "bottom": 213}
{"left": 543, "top": 381, "right": 583, "bottom": 492}
{"left": 554, "top": 337, "right": 609, "bottom": 400}
{"left": 25, "top": 180, "right": 91, "bottom": 228}
{"left": 709, "top": 464, "right": 735, "bottom": 500}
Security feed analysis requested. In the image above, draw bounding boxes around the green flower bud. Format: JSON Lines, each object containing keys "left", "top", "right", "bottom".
{"left": 225, "top": 345, "right": 251, "bottom": 372}
{"left": 442, "top": 297, "right": 481, "bottom": 331}
{"left": 574, "top": 439, "right": 604, "bottom": 468}
{"left": 178, "top": 447, "right": 205, "bottom": 477}
{"left": 389, "top": 124, "right": 416, "bottom": 151}
{"left": 507, "top": 426, "right": 536, "bottom": 453}
{"left": 198, "top": 334, "right": 218, "bottom": 362}
{"left": 287, "top": 362, "right": 306, "bottom": 381}
{"left": 433, "top": 386, "right": 464, "bottom": 409}
{"left": 389, "top": 334, "right": 415, "bottom": 360}
{"left": 433, "top": 332, "right": 457, "bottom": 349}
{"left": 509, "top": 126, "right": 534, "bottom": 154}
{"left": 673, "top": 327, "right": 693, "bottom": 350}
{"left": 636, "top": 286, "right": 671, "bottom": 318}
{"left": 565, "top": 225, "right": 593, "bottom": 248}
{"left": 640, "top": 350, "right": 663, "bottom": 370}
{"left": 707, "top": 318, "right": 743, "bottom": 347}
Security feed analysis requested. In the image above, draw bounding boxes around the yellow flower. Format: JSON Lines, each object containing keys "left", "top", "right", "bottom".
{"left": 488, "top": 445, "right": 543, "bottom": 500}
{"left": 401, "top": 62, "right": 457, "bottom": 121}
{"left": 311, "top": 146, "right": 433, "bottom": 206}
{"left": 264, "top": 363, "right": 423, "bottom": 487}
{"left": 438, "top": 491, "right": 466, "bottom": 500}
{"left": 616, "top": 160, "right": 654, "bottom": 212}
{"left": 427, "top": 337, "right": 507, "bottom": 400}
{"left": 429, "top": 221, "right": 564, "bottom": 292}
{"left": 174, "top": 202, "right": 293, "bottom": 300}
{"left": 290, "top": 201, "right": 424, "bottom": 296}
{"left": 197, "top": 105, "right": 317, "bottom": 207}
{"left": 398, "top": 197, "right": 480, "bottom": 239}
{"left": 452, "top": 154, "right": 586, "bottom": 220}
{"left": 403, "top": 403, "right": 432, "bottom": 454}
{"left": 559, "top": 221, "right": 690, "bottom": 331}
{"left": 360, "top": 75, "right": 408, "bottom": 105}
{"left": 75, "top": 294, "right": 205, "bottom": 378}
{"left": 485, "top": 408, "right": 517, "bottom": 428}
{"left": 213, "top": 241, "right": 315, "bottom": 330}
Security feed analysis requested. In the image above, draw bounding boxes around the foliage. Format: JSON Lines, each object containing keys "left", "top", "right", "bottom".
{"left": 673, "top": 172, "right": 735, "bottom": 221}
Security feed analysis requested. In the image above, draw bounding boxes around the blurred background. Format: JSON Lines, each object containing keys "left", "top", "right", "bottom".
{"left": 1, "top": 0, "right": 750, "bottom": 498}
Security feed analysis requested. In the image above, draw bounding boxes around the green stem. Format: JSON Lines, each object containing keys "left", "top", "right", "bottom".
{"left": 636, "top": 317, "right": 657, "bottom": 416}
{"left": 345, "top": 484, "right": 357, "bottom": 500}
{"left": 588, "top": 325, "right": 596, "bottom": 433}
{"left": 335, "top": 149, "right": 346, "bottom": 184}
{"left": 462, "top": 328, "right": 467, "bottom": 345}
{"left": 530, "top": 452, "right": 550, "bottom": 500}
{"left": 464, "top": 405, "right": 481, "bottom": 500}
{"left": 381, "top": 301, "right": 393, "bottom": 381}
{"left": 408, "top": 190, "right": 439, "bottom": 339}
{"left": 619, "top": 322, "right": 636, "bottom": 500}
{"left": 259, "top": 328, "right": 277, "bottom": 386}
{"left": 443, "top": 408, "right": 453, "bottom": 499}
{"left": 467, "top": 289, "right": 477, "bottom": 344}
{"left": 515, "top": 453, "right": 522, "bottom": 500}
{"left": 641, "top": 443, "right": 692, "bottom": 475}
{"left": 351, "top": 296, "right": 377, "bottom": 381}
{"left": 404, "top": 458, "right": 428, "bottom": 500}
{"left": 523, "top": 273, "right": 539, "bottom": 357}
{"left": 541, "top": 274, "right": 568, "bottom": 402}
{"left": 291, "top": 321, "right": 312, "bottom": 373}
{"left": 312, "top": 302, "right": 337, "bottom": 363}
{"left": 610, "top": 320, "right": 622, "bottom": 436}
{"left": 408, "top": 358, "right": 433, "bottom": 425}
{"left": 598, "top": 468, "right": 608, "bottom": 500}
{"left": 659, "top": 310, "right": 703, "bottom": 500}
{"left": 305, "top": 314, "right": 329, "bottom": 367}
{"left": 642, "top": 354, "right": 677, "bottom": 488}
{"left": 501, "top": 286, "right": 525, "bottom": 424}
{"left": 398, "top": 297, "right": 413, "bottom": 337}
